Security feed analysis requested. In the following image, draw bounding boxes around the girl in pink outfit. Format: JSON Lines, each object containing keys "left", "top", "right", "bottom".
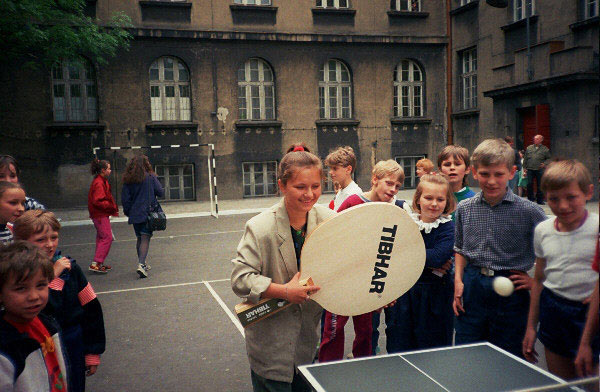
{"left": 87, "top": 159, "right": 118, "bottom": 273}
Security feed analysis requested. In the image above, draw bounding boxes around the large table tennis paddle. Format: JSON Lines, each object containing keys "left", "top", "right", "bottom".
{"left": 235, "top": 202, "right": 425, "bottom": 327}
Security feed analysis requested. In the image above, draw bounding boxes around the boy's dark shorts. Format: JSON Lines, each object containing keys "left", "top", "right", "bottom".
{"left": 538, "top": 287, "right": 600, "bottom": 360}
{"left": 133, "top": 222, "right": 153, "bottom": 238}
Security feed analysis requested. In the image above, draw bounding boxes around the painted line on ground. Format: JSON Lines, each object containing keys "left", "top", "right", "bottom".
{"left": 204, "top": 281, "right": 245, "bottom": 337}
{"left": 61, "top": 230, "right": 244, "bottom": 247}
{"left": 96, "top": 278, "right": 229, "bottom": 295}
{"left": 59, "top": 208, "right": 269, "bottom": 227}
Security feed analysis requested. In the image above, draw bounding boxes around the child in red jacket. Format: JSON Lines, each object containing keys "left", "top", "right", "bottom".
{"left": 88, "top": 159, "right": 118, "bottom": 273}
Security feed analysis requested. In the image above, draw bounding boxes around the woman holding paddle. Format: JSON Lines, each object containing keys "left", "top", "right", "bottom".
{"left": 231, "top": 143, "right": 335, "bottom": 392}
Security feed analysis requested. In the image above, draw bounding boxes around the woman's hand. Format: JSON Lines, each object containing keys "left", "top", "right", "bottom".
{"left": 53, "top": 257, "right": 71, "bottom": 277}
{"left": 285, "top": 272, "right": 320, "bottom": 304}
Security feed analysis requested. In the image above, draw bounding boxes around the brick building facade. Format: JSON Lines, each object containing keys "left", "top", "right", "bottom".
{"left": 0, "top": 0, "right": 597, "bottom": 207}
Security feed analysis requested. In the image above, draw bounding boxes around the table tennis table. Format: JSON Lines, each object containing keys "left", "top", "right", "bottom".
{"left": 299, "top": 342, "right": 598, "bottom": 392}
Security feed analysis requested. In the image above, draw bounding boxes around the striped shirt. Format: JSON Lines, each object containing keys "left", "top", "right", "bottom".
{"left": 454, "top": 188, "right": 547, "bottom": 271}
{"left": 0, "top": 224, "right": 13, "bottom": 246}
{"left": 25, "top": 196, "right": 45, "bottom": 211}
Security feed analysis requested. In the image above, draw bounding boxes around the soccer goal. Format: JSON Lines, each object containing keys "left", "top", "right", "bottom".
{"left": 92, "top": 143, "right": 218, "bottom": 218}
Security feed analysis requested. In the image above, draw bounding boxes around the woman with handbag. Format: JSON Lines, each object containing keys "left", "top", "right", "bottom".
{"left": 121, "top": 155, "right": 165, "bottom": 278}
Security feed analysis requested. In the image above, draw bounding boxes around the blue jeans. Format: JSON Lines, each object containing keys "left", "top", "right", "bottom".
{"left": 455, "top": 265, "right": 529, "bottom": 358}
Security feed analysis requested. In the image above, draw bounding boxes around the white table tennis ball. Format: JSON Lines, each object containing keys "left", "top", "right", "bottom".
{"left": 493, "top": 276, "right": 514, "bottom": 297}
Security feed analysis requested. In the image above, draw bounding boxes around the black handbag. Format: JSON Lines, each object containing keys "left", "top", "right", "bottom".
{"left": 146, "top": 176, "right": 166, "bottom": 231}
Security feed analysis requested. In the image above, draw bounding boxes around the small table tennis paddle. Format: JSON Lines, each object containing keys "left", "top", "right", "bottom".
{"left": 235, "top": 202, "right": 425, "bottom": 326}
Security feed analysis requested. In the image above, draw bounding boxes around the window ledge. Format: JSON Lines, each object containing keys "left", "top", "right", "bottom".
{"left": 501, "top": 15, "right": 539, "bottom": 31}
{"left": 311, "top": 7, "right": 356, "bottom": 16}
{"left": 449, "top": 0, "right": 478, "bottom": 16}
{"left": 235, "top": 120, "right": 282, "bottom": 128}
{"left": 139, "top": 1, "right": 192, "bottom": 8}
{"left": 387, "top": 10, "right": 429, "bottom": 18}
{"left": 390, "top": 117, "right": 432, "bottom": 125}
{"left": 46, "top": 123, "right": 106, "bottom": 131}
{"left": 452, "top": 109, "right": 480, "bottom": 118}
{"left": 146, "top": 122, "right": 198, "bottom": 130}
{"left": 230, "top": 4, "right": 277, "bottom": 13}
{"left": 570, "top": 16, "right": 599, "bottom": 31}
{"left": 315, "top": 119, "right": 360, "bottom": 127}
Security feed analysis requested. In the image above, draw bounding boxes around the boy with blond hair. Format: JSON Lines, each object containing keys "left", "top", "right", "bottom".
{"left": 523, "top": 160, "right": 598, "bottom": 379}
{"left": 319, "top": 160, "right": 411, "bottom": 361}
{"left": 453, "top": 139, "right": 547, "bottom": 357}
{"left": 325, "top": 146, "right": 362, "bottom": 211}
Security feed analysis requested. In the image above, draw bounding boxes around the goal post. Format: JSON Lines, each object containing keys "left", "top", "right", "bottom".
{"left": 92, "top": 143, "right": 218, "bottom": 218}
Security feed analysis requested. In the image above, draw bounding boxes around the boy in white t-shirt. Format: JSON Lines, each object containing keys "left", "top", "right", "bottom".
{"left": 523, "top": 159, "right": 599, "bottom": 380}
{"left": 325, "top": 146, "right": 362, "bottom": 211}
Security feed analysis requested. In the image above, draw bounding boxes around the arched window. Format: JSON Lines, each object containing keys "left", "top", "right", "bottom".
{"left": 52, "top": 60, "right": 98, "bottom": 122}
{"left": 149, "top": 57, "right": 191, "bottom": 122}
{"left": 394, "top": 60, "right": 423, "bottom": 117}
{"left": 237, "top": 58, "right": 275, "bottom": 120}
{"left": 319, "top": 60, "right": 352, "bottom": 119}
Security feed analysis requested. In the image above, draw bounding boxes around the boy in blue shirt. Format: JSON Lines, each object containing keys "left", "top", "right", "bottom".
{"left": 453, "top": 138, "right": 547, "bottom": 357}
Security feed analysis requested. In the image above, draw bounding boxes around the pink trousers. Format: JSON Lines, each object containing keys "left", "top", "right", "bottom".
{"left": 92, "top": 216, "right": 113, "bottom": 264}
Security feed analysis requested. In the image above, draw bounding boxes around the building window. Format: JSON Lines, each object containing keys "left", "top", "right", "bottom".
{"left": 391, "top": 0, "right": 421, "bottom": 11}
{"left": 149, "top": 57, "right": 191, "bottom": 122}
{"left": 585, "top": 0, "right": 598, "bottom": 18}
{"left": 243, "top": 161, "right": 278, "bottom": 197}
{"left": 155, "top": 164, "right": 195, "bottom": 201}
{"left": 460, "top": 48, "right": 477, "bottom": 110}
{"left": 395, "top": 155, "right": 425, "bottom": 189}
{"left": 514, "top": 0, "right": 534, "bottom": 21}
{"left": 319, "top": 60, "right": 352, "bottom": 119}
{"left": 238, "top": 58, "right": 275, "bottom": 121}
{"left": 234, "top": 0, "right": 272, "bottom": 4}
{"left": 52, "top": 60, "right": 98, "bottom": 122}
{"left": 394, "top": 60, "right": 423, "bottom": 117}
{"left": 316, "top": 0, "right": 349, "bottom": 8}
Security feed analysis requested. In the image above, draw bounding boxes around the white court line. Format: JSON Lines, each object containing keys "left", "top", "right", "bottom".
{"left": 61, "top": 230, "right": 244, "bottom": 247}
{"left": 203, "top": 281, "right": 245, "bottom": 337}
{"left": 60, "top": 208, "right": 270, "bottom": 227}
{"left": 96, "top": 278, "right": 229, "bottom": 295}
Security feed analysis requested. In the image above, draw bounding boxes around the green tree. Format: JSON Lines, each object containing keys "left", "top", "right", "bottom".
{"left": 0, "top": 0, "right": 132, "bottom": 69}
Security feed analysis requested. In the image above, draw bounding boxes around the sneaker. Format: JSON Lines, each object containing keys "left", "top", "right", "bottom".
{"left": 89, "top": 263, "right": 108, "bottom": 274}
{"left": 102, "top": 264, "right": 112, "bottom": 271}
{"left": 137, "top": 264, "right": 148, "bottom": 278}
{"left": 144, "top": 264, "right": 151, "bottom": 271}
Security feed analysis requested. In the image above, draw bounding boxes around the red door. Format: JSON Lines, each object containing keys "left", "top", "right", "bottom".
{"left": 522, "top": 104, "right": 551, "bottom": 148}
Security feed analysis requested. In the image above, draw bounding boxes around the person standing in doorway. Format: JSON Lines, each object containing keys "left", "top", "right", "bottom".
{"left": 523, "top": 134, "right": 551, "bottom": 205}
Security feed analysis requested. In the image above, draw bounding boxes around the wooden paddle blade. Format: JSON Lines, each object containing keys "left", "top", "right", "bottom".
{"left": 300, "top": 202, "right": 425, "bottom": 316}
